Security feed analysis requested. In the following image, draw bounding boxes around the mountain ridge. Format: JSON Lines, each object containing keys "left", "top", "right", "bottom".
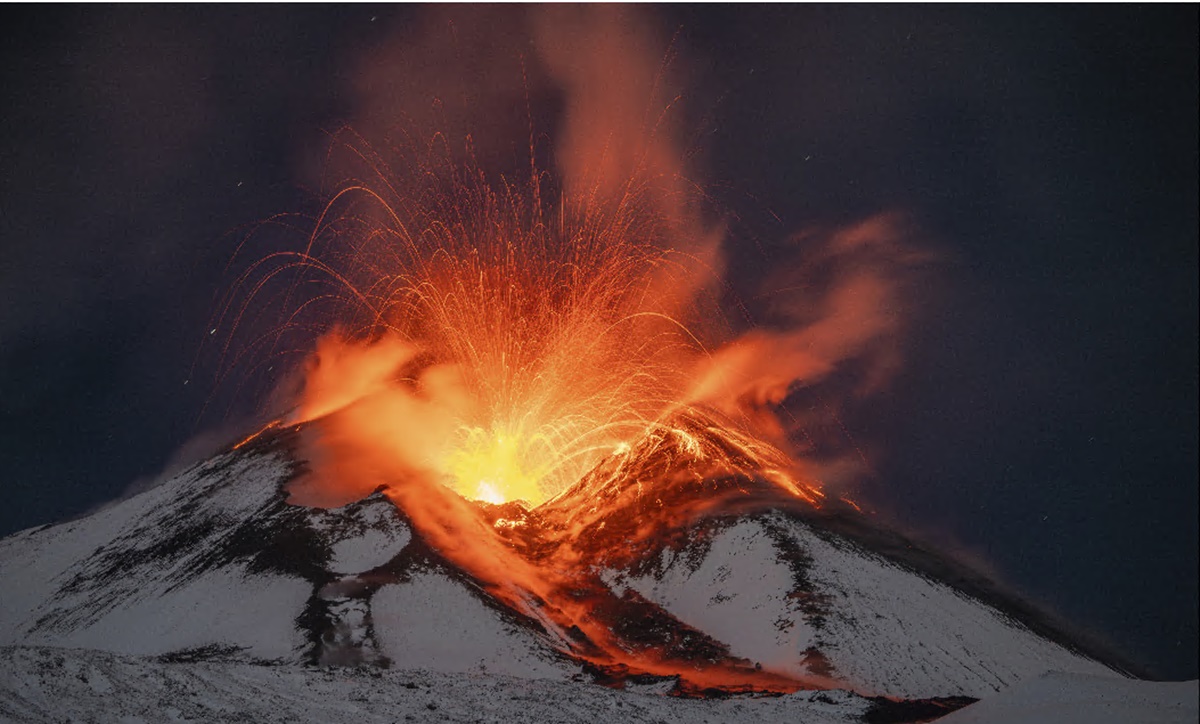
{"left": 0, "top": 421, "right": 1130, "bottom": 720}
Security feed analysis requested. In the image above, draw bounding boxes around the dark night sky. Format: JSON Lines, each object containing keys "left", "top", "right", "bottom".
{"left": 1, "top": 6, "right": 1195, "bottom": 680}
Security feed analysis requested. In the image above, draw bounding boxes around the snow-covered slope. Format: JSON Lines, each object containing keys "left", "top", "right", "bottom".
{"left": 0, "top": 449, "right": 311, "bottom": 661}
{"left": 937, "top": 671, "right": 1198, "bottom": 724}
{"left": 0, "top": 434, "right": 571, "bottom": 679}
{"left": 608, "top": 513, "right": 1114, "bottom": 698}
{"left": 0, "top": 423, "right": 1153, "bottom": 722}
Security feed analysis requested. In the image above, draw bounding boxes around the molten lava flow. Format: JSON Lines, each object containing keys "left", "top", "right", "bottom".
{"left": 344, "top": 411, "right": 844, "bottom": 696}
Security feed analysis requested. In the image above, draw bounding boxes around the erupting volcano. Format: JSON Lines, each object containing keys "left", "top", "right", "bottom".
{"left": 3, "top": 7, "right": 1180, "bottom": 724}
{"left": 215, "top": 6, "right": 917, "bottom": 519}
{"left": 200, "top": 20, "right": 920, "bottom": 692}
{"left": 196, "top": 5, "right": 1108, "bottom": 706}
{"left": 214, "top": 117, "right": 904, "bottom": 695}
{"left": 271, "top": 155, "right": 827, "bottom": 513}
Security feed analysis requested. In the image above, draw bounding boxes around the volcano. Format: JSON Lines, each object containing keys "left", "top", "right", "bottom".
{"left": 1, "top": 420, "right": 1162, "bottom": 723}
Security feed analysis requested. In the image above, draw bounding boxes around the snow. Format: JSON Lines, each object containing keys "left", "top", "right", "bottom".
{"left": 0, "top": 646, "right": 874, "bottom": 724}
{"left": 613, "top": 519, "right": 821, "bottom": 676}
{"left": 372, "top": 572, "right": 573, "bottom": 680}
{"left": 329, "top": 528, "right": 407, "bottom": 574}
{"left": 606, "top": 513, "right": 1116, "bottom": 700}
{"left": 309, "top": 495, "right": 412, "bottom": 575}
{"left": 0, "top": 449, "right": 314, "bottom": 663}
{"left": 937, "top": 671, "right": 1198, "bottom": 724}
{"left": 0, "top": 451, "right": 296, "bottom": 649}
{"left": 26, "top": 566, "right": 310, "bottom": 661}
{"left": 780, "top": 516, "right": 1116, "bottom": 698}
{"left": 0, "top": 438, "right": 1166, "bottom": 723}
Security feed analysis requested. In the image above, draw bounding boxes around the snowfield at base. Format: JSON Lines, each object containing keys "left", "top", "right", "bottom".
{"left": 2, "top": 647, "right": 1193, "bottom": 724}
{"left": 0, "top": 646, "right": 870, "bottom": 724}
{"left": 937, "top": 671, "right": 1198, "bottom": 724}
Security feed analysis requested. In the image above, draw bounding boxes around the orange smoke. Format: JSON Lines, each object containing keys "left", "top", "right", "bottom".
{"left": 282, "top": 163, "right": 721, "bottom": 507}
{"left": 208, "top": 3, "right": 934, "bottom": 512}
{"left": 286, "top": 333, "right": 471, "bottom": 506}
{"left": 214, "top": 4, "right": 929, "bottom": 696}
{"left": 686, "top": 215, "right": 926, "bottom": 445}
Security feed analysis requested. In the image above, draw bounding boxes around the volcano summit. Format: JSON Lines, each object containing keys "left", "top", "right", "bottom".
{"left": 1, "top": 421, "right": 1161, "bottom": 723}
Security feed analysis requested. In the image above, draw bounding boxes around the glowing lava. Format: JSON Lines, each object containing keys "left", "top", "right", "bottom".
{"left": 445, "top": 428, "right": 545, "bottom": 504}
{"left": 213, "top": 4, "right": 925, "bottom": 698}
{"left": 261, "top": 138, "right": 765, "bottom": 508}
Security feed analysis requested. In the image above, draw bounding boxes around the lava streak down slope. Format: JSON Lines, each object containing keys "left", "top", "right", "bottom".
{"left": 0, "top": 422, "right": 1123, "bottom": 718}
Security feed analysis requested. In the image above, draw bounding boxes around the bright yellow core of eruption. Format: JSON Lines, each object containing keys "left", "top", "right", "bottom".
{"left": 444, "top": 427, "right": 548, "bottom": 505}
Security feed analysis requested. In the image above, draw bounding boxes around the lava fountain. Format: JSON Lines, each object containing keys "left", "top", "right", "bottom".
{"left": 213, "top": 5, "right": 923, "bottom": 696}
{"left": 281, "top": 152, "right": 760, "bottom": 508}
